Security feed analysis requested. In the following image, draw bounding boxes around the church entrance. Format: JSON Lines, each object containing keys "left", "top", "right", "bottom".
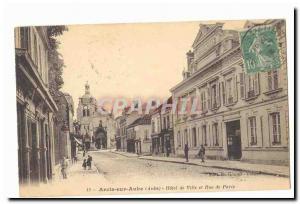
{"left": 95, "top": 123, "right": 107, "bottom": 149}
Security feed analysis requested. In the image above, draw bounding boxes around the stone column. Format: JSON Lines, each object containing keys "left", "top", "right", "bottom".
{"left": 41, "top": 120, "right": 48, "bottom": 183}
{"left": 23, "top": 103, "right": 31, "bottom": 184}
{"left": 61, "top": 120, "right": 70, "bottom": 159}
{"left": 35, "top": 112, "right": 41, "bottom": 183}
{"left": 48, "top": 113, "right": 55, "bottom": 180}
{"left": 39, "top": 119, "right": 45, "bottom": 182}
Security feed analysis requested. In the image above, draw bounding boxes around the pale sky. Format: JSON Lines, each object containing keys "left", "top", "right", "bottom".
{"left": 57, "top": 20, "right": 254, "bottom": 113}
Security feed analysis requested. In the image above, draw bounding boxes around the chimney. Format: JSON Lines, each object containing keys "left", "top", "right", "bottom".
{"left": 186, "top": 50, "right": 194, "bottom": 71}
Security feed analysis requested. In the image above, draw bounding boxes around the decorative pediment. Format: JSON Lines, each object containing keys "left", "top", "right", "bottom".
{"left": 192, "top": 23, "right": 223, "bottom": 48}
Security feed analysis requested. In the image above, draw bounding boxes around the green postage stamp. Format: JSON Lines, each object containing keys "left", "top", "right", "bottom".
{"left": 240, "top": 26, "right": 281, "bottom": 73}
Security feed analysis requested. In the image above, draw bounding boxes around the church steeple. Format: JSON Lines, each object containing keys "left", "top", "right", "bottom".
{"left": 85, "top": 81, "right": 90, "bottom": 95}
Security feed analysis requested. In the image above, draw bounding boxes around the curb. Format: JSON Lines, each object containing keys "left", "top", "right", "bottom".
{"left": 111, "top": 151, "right": 139, "bottom": 158}
{"left": 139, "top": 157, "right": 289, "bottom": 178}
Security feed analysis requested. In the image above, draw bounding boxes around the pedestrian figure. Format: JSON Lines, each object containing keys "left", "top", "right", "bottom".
{"left": 82, "top": 158, "right": 87, "bottom": 170}
{"left": 87, "top": 155, "right": 93, "bottom": 170}
{"left": 166, "top": 147, "right": 170, "bottom": 157}
{"left": 184, "top": 144, "right": 189, "bottom": 162}
{"left": 60, "top": 157, "right": 68, "bottom": 179}
{"left": 198, "top": 144, "right": 206, "bottom": 162}
{"left": 74, "top": 156, "right": 78, "bottom": 163}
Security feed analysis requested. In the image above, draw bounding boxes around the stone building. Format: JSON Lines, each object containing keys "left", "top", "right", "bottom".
{"left": 170, "top": 20, "right": 289, "bottom": 164}
{"left": 115, "top": 106, "right": 145, "bottom": 152}
{"left": 53, "top": 92, "right": 74, "bottom": 163}
{"left": 150, "top": 97, "right": 175, "bottom": 156}
{"left": 15, "top": 26, "right": 58, "bottom": 184}
{"left": 125, "top": 108, "right": 140, "bottom": 152}
{"left": 115, "top": 108, "right": 130, "bottom": 152}
{"left": 114, "top": 116, "right": 122, "bottom": 150}
{"left": 160, "top": 97, "right": 175, "bottom": 156}
{"left": 150, "top": 105, "right": 162, "bottom": 154}
{"left": 126, "top": 114, "right": 152, "bottom": 154}
{"left": 76, "top": 82, "right": 115, "bottom": 150}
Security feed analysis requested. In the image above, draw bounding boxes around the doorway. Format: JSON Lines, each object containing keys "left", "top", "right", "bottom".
{"left": 226, "top": 120, "right": 242, "bottom": 160}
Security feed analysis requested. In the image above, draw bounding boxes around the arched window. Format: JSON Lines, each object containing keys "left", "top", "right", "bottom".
{"left": 83, "top": 106, "right": 88, "bottom": 117}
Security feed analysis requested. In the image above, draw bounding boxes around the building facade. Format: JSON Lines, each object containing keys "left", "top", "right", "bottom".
{"left": 150, "top": 98, "right": 175, "bottom": 156}
{"left": 171, "top": 21, "right": 289, "bottom": 164}
{"left": 150, "top": 105, "right": 162, "bottom": 154}
{"left": 15, "top": 26, "right": 58, "bottom": 184}
{"left": 77, "top": 82, "right": 115, "bottom": 150}
{"left": 125, "top": 109, "right": 140, "bottom": 152}
{"left": 114, "top": 116, "right": 122, "bottom": 150}
{"left": 53, "top": 92, "right": 74, "bottom": 163}
{"left": 160, "top": 97, "right": 175, "bottom": 156}
{"left": 119, "top": 111, "right": 128, "bottom": 152}
{"left": 126, "top": 115, "right": 152, "bottom": 154}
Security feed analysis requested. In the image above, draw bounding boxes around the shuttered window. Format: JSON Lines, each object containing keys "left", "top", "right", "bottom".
{"left": 268, "top": 70, "right": 279, "bottom": 91}
{"left": 239, "top": 73, "right": 245, "bottom": 99}
{"left": 202, "top": 125, "right": 207, "bottom": 146}
{"left": 212, "top": 123, "right": 219, "bottom": 146}
{"left": 248, "top": 117, "right": 257, "bottom": 145}
{"left": 270, "top": 112, "right": 281, "bottom": 145}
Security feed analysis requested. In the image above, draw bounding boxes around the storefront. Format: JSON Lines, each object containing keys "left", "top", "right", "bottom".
{"left": 127, "top": 139, "right": 135, "bottom": 153}
{"left": 151, "top": 133, "right": 161, "bottom": 154}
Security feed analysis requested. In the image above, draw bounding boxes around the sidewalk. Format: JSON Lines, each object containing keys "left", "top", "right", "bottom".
{"left": 112, "top": 151, "right": 290, "bottom": 178}
{"left": 20, "top": 152, "right": 106, "bottom": 197}
{"left": 53, "top": 152, "right": 99, "bottom": 181}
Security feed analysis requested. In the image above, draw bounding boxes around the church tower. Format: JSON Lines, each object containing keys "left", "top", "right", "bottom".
{"left": 77, "top": 82, "right": 98, "bottom": 130}
{"left": 76, "top": 82, "right": 116, "bottom": 150}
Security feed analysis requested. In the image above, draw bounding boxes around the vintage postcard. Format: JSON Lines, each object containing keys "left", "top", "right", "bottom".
{"left": 14, "top": 19, "right": 291, "bottom": 198}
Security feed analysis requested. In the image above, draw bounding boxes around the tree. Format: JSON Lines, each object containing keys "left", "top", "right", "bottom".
{"left": 46, "top": 26, "right": 68, "bottom": 98}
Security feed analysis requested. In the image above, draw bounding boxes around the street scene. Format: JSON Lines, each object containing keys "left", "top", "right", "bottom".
{"left": 21, "top": 150, "right": 289, "bottom": 197}
{"left": 14, "top": 19, "right": 290, "bottom": 197}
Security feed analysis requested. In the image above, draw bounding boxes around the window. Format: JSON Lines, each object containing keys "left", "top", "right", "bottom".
{"left": 157, "top": 118, "right": 161, "bottom": 132}
{"left": 212, "top": 123, "right": 219, "bottom": 146}
{"left": 144, "top": 129, "right": 148, "bottom": 140}
{"left": 201, "top": 91, "right": 207, "bottom": 112}
{"left": 270, "top": 112, "right": 281, "bottom": 145}
{"left": 246, "top": 73, "right": 260, "bottom": 98}
{"left": 166, "top": 116, "right": 170, "bottom": 129}
{"left": 226, "top": 78, "right": 233, "bottom": 104}
{"left": 83, "top": 106, "right": 88, "bottom": 117}
{"left": 33, "top": 34, "right": 38, "bottom": 66}
{"left": 177, "top": 131, "right": 181, "bottom": 147}
{"left": 152, "top": 121, "right": 155, "bottom": 133}
{"left": 38, "top": 45, "right": 42, "bottom": 75}
{"left": 202, "top": 125, "right": 207, "bottom": 146}
{"left": 163, "top": 117, "right": 166, "bottom": 130}
{"left": 211, "top": 84, "right": 217, "bottom": 109}
{"left": 192, "top": 127, "right": 197, "bottom": 147}
{"left": 248, "top": 74, "right": 255, "bottom": 92}
{"left": 239, "top": 73, "right": 245, "bottom": 99}
{"left": 268, "top": 70, "right": 279, "bottom": 91}
{"left": 184, "top": 129, "right": 188, "bottom": 146}
{"left": 222, "top": 82, "right": 226, "bottom": 104}
{"left": 248, "top": 117, "right": 257, "bottom": 145}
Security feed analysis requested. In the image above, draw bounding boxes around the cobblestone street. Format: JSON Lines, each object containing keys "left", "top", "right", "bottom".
{"left": 20, "top": 150, "right": 290, "bottom": 197}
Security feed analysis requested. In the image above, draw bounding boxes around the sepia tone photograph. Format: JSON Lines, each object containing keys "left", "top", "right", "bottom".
{"left": 14, "top": 19, "right": 291, "bottom": 198}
